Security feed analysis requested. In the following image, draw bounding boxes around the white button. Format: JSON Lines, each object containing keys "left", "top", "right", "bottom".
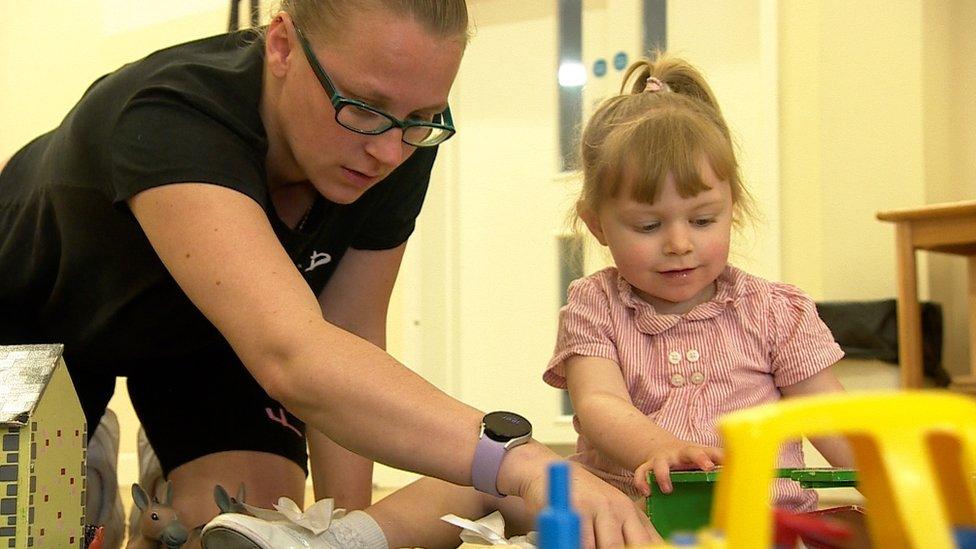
{"left": 686, "top": 349, "right": 701, "bottom": 362}
{"left": 670, "top": 373, "right": 686, "bottom": 387}
{"left": 668, "top": 351, "right": 682, "bottom": 364}
{"left": 690, "top": 372, "right": 705, "bottom": 385}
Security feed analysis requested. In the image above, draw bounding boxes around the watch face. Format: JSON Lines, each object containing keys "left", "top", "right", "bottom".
{"left": 483, "top": 411, "right": 532, "bottom": 442}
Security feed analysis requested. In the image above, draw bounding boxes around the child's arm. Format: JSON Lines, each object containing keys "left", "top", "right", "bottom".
{"left": 566, "top": 355, "right": 723, "bottom": 496}
{"left": 780, "top": 368, "right": 855, "bottom": 467}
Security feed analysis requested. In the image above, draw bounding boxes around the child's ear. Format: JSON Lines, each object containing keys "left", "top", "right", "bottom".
{"left": 578, "top": 205, "right": 608, "bottom": 246}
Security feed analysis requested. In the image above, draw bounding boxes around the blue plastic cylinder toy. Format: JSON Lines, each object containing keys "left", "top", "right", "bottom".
{"left": 955, "top": 526, "right": 976, "bottom": 549}
{"left": 538, "top": 462, "right": 581, "bottom": 549}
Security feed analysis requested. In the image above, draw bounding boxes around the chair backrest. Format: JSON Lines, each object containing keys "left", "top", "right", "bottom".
{"left": 712, "top": 391, "right": 976, "bottom": 549}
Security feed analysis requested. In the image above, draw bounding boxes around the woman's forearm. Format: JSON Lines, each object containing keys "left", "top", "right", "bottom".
{"left": 268, "top": 323, "right": 560, "bottom": 495}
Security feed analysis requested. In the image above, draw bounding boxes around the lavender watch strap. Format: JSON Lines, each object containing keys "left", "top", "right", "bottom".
{"left": 472, "top": 433, "right": 506, "bottom": 497}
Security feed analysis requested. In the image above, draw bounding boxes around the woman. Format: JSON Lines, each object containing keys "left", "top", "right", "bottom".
{"left": 0, "top": 1, "right": 653, "bottom": 548}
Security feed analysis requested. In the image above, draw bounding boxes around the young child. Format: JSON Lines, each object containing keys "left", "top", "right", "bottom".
{"left": 543, "top": 52, "right": 853, "bottom": 510}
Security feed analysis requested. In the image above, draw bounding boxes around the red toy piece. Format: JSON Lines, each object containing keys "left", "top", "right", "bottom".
{"left": 85, "top": 525, "right": 105, "bottom": 549}
{"left": 773, "top": 508, "right": 854, "bottom": 549}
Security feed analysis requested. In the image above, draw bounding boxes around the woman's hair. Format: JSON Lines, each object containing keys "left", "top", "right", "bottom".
{"left": 577, "top": 52, "right": 755, "bottom": 225}
{"left": 277, "top": 0, "right": 469, "bottom": 45}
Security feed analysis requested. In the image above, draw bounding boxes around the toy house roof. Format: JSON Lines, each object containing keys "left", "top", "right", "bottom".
{"left": 0, "top": 344, "right": 66, "bottom": 426}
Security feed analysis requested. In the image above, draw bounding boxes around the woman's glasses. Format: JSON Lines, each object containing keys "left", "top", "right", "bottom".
{"left": 294, "top": 25, "right": 456, "bottom": 147}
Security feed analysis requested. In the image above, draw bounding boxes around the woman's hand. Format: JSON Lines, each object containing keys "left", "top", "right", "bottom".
{"left": 633, "top": 440, "right": 723, "bottom": 496}
{"left": 518, "top": 460, "right": 661, "bottom": 548}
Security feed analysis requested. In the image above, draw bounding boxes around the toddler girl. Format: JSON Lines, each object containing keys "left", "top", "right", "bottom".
{"left": 543, "top": 52, "right": 852, "bottom": 510}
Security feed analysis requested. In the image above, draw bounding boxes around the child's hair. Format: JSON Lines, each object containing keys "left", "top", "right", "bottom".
{"left": 277, "top": 0, "right": 470, "bottom": 46}
{"left": 577, "top": 52, "right": 755, "bottom": 225}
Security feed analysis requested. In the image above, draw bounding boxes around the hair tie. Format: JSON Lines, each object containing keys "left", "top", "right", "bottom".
{"left": 644, "top": 76, "right": 670, "bottom": 93}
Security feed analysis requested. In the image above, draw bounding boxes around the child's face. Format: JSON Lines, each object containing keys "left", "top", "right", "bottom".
{"left": 583, "top": 166, "right": 733, "bottom": 315}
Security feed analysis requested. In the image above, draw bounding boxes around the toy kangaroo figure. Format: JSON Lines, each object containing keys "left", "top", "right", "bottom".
{"left": 185, "top": 483, "right": 250, "bottom": 548}
{"left": 127, "top": 481, "right": 189, "bottom": 549}
{"left": 213, "top": 483, "right": 249, "bottom": 515}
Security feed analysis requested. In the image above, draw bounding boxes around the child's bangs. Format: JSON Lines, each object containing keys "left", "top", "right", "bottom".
{"left": 600, "top": 112, "right": 736, "bottom": 205}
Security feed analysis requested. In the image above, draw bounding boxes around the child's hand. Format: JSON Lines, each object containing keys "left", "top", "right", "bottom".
{"left": 632, "top": 440, "right": 723, "bottom": 496}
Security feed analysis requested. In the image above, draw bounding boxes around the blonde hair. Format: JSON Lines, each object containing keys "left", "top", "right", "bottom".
{"left": 577, "top": 52, "right": 755, "bottom": 225}
{"left": 278, "top": 0, "right": 469, "bottom": 45}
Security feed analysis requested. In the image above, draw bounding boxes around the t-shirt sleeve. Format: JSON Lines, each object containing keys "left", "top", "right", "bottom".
{"left": 350, "top": 147, "right": 437, "bottom": 250}
{"left": 767, "top": 283, "right": 845, "bottom": 387}
{"left": 108, "top": 96, "right": 267, "bottom": 207}
{"left": 543, "top": 277, "right": 620, "bottom": 389}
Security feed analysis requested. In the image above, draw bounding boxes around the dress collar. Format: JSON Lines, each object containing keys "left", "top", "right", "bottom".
{"left": 615, "top": 266, "right": 745, "bottom": 335}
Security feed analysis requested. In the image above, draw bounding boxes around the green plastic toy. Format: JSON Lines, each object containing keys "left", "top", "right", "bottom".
{"left": 646, "top": 467, "right": 857, "bottom": 539}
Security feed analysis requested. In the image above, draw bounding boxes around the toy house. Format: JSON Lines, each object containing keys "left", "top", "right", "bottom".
{"left": 0, "top": 344, "right": 86, "bottom": 547}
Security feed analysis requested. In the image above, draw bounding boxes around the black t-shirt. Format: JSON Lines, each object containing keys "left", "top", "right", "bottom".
{"left": 0, "top": 31, "right": 436, "bottom": 375}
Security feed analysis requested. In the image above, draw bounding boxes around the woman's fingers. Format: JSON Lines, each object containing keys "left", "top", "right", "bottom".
{"left": 570, "top": 465, "right": 657, "bottom": 548}
{"left": 579, "top": 517, "right": 597, "bottom": 549}
{"left": 592, "top": 512, "right": 624, "bottom": 549}
{"left": 623, "top": 509, "right": 661, "bottom": 545}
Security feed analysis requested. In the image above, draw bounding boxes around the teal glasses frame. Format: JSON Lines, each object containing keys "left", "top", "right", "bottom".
{"left": 293, "top": 25, "right": 456, "bottom": 147}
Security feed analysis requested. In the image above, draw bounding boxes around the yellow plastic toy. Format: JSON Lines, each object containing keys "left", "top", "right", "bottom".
{"left": 637, "top": 390, "right": 976, "bottom": 548}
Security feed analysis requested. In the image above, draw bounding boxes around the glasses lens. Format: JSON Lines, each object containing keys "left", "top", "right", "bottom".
{"left": 336, "top": 103, "right": 393, "bottom": 134}
{"left": 403, "top": 125, "right": 454, "bottom": 147}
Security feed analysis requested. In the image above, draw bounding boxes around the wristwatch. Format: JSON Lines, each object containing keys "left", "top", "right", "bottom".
{"left": 471, "top": 411, "right": 533, "bottom": 497}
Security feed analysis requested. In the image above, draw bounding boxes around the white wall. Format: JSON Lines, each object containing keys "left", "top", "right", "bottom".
{"left": 779, "top": 0, "right": 928, "bottom": 301}
{"left": 451, "top": 0, "right": 565, "bottom": 435}
{"left": 778, "top": 0, "right": 974, "bottom": 376}
{"left": 923, "top": 1, "right": 976, "bottom": 375}
{"left": 0, "top": 1, "right": 230, "bottom": 160}
{"left": 668, "top": 0, "right": 781, "bottom": 279}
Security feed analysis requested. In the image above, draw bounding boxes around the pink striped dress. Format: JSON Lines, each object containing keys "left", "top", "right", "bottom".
{"left": 543, "top": 265, "right": 844, "bottom": 510}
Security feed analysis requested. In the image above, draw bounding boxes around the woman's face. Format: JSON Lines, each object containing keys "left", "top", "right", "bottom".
{"left": 267, "top": 10, "right": 464, "bottom": 203}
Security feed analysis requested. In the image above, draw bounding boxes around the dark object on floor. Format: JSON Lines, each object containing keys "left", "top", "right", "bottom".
{"left": 816, "top": 298, "right": 950, "bottom": 386}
